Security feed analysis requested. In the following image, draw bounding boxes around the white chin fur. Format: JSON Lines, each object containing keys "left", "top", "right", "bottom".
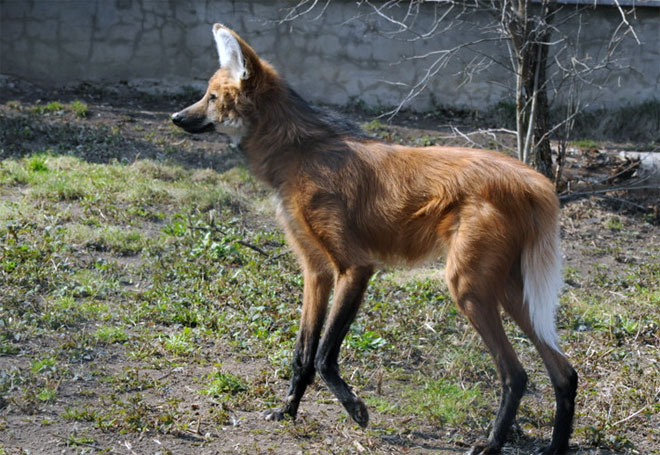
{"left": 215, "top": 118, "right": 246, "bottom": 145}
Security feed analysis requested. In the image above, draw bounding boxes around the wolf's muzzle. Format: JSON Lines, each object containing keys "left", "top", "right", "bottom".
{"left": 171, "top": 111, "right": 214, "bottom": 134}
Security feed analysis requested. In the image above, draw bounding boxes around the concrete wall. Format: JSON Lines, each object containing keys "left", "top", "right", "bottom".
{"left": 1, "top": 0, "right": 658, "bottom": 110}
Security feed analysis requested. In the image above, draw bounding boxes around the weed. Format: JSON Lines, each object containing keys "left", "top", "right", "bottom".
{"left": 93, "top": 325, "right": 129, "bottom": 344}
{"left": 64, "top": 224, "right": 147, "bottom": 255}
{"left": 204, "top": 368, "right": 247, "bottom": 397}
{"left": 61, "top": 406, "right": 98, "bottom": 422}
{"left": 30, "top": 356, "right": 57, "bottom": 375}
{"left": 36, "top": 386, "right": 57, "bottom": 403}
{"left": 26, "top": 154, "right": 49, "bottom": 172}
{"left": 105, "top": 368, "right": 159, "bottom": 393}
{"left": 362, "top": 119, "right": 386, "bottom": 132}
{"left": 41, "top": 296, "right": 98, "bottom": 329}
{"left": 162, "top": 328, "right": 195, "bottom": 356}
{"left": 346, "top": 329, "right": 388, "bottom": 352}
{"left": 209, "top": 406, "right": 231, "bottom": 426}
{"left": 69, "top": 100, "right": 89, "bottom": 118}
{"left": 0, "top": 339, "right": 19, "bottom": 355}
{"left": 415, "top": 135, "right": 437, "bottom": 146}
{"left": 606, "top": 216, "right": 624, "bottom": 231}
{"left": 64, "top": 433, "right": 97, "bottom": 447}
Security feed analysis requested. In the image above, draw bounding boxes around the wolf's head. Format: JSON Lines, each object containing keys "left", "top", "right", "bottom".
{"left": 171, "top": 24, "right": 266, "bottom": 144}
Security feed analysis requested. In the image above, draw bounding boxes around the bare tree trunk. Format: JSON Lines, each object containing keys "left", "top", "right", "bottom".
{"left": 529, "top": 22, "right": 553, "bottom": 178}
{"left": 510, "top": 0, "right": 555, "bottom": 178}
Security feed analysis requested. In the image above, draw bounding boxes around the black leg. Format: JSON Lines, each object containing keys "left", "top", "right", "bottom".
{"left": 455, "top": 299, "right": 527, "bottom": 455}
{"left": 469, "top": 368, "right": 528, "bottom": 455}
{"left": 500, "top": 290, "right": 577, "bottom": 455}
{"left": 263, "top": 270, "right": 333, "bottom": 421}
{"left": 314, "top": 266, "right": 373, "bottom": 427}
{"left": 536, "top": 367, "right": 578, "bottom": 455}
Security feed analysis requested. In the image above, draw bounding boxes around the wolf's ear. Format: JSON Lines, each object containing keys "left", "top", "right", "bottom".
{"left": 213, "top": 24, "right": 247, "bottom": 81}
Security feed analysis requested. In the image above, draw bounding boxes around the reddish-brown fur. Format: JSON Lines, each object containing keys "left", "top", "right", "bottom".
{"left": 172, "top": 25, "right": 577, "bottom": 455}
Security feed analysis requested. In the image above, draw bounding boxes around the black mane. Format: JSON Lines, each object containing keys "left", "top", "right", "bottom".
{"left": 286, "top": 87, "right": 367, "bottom": 139}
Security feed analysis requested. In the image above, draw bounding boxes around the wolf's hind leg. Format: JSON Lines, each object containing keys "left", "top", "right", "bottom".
{"left": 314, "top": 265, "right": 373, "bottom": 427}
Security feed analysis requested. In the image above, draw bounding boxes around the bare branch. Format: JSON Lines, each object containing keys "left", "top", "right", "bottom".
{"left": 612, "top": 0, "right": 641, "bottom": 45}
{"left": 280, "top": 0, "right": 322, "bottom": 23}
{"left": 280, "top": 0, "right": 643, "bottom": 176}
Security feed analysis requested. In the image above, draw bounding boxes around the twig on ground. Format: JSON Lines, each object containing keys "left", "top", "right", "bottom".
{"left": 610, "top": 404, "right": 649, "bottom": 428}
{"left": 236, "top": 240, "right": 269, "bottom": 257}
{"left": 592, "top": 160, "right": 641, "bottom": 186}
{"left": 266, "top": 250, "right": 291, "bottom": 263}
{"left": 559, "top": 185, "right": 660, "bottom": 201}
{"left": 598, "top": 195, "right": 649, "bottom": 211}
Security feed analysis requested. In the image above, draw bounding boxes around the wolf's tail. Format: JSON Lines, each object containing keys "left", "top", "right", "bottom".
{"left": 522, "top": 220, "right": 563, "bottom": 353}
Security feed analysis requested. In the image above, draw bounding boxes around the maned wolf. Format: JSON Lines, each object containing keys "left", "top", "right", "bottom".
{"left": 172, "top": 24, "right": 577, "bottom": 455}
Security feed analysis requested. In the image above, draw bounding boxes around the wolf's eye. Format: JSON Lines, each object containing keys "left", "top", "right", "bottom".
{"left": 209, "top": 94, "right": 217, "bottom": 102}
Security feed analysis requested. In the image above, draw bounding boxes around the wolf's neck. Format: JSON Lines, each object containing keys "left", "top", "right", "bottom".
{"left": 239, "top": 85, "right": 361, "bottom": 190}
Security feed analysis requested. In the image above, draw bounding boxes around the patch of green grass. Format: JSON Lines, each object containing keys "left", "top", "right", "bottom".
{"left": 30, "top": 356, "right": 58, "bottom": 375}
{"left": 36, "top": 386, "right": 57, "bottom": 402}
{"left": 162, "top": 328, "right": 195, "bottom": 356}
{"left": 24, "top": 100, "right": 89, "bottom": 118}
{"left": 93, "top": 326, "right": 129, "bottom": 344}
{"left": 30, "top": 101, "right": 65, "bottom": 115}
{"left": 64, "top": 433, "right": 97, "bottom": 447}
{"left": 362, "top": 119, "right": 386, "bottom": 132}
{"left": 0, "top": 339, "right": 20, "bottom": 355}
{"left": 69, "top": 100, "right": 89, "bottom": 118}
{"left": 68, "top": 269, "right": 119, "bottom": 300}
{"left": 605, "top": 216, "right": 624, "bottom": 231}
{"left": 63, "top": 223, "right": 147, "bottom": 255}
{"left": 204, "top": 368, "right": 247, "bottom": 397}
{"left": 572, "top": 139, "right": 599, "bottom": 148}
{"left": 403, "top": 377, "right": 485, "bottom": 426}
{"left": 104, "top": 368, "right": 160, "bottom": 393}
{"left": 61, "top": 406, "right": 98, "bottom": 422}
{"left": 0, "top": 157, "right": 32, "bottom": 185}
{"left": 25, "top": 161, "right": 95, "bottom": 200}
{"left": 346, "top": 329, "right": 388, "bottom": 352}
{"left": 40, "top": 296, "right": 107, "bottom": 329}
{"left": 2, "top": 155, "right": 246, "bottom": 228}
{"left": 26, "top": 154, "right": 49, "bottom": 172}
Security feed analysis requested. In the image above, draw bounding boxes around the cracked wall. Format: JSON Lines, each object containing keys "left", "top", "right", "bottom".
{"left": 1, "top": 0, "right": 658, "bottom": 110}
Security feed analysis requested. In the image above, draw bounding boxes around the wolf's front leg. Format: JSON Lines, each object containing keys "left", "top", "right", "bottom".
{"left": 263, "top": 269, "right": 333, "bottom": 421}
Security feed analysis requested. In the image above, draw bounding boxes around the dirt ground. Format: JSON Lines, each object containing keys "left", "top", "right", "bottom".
{"left": 0, "top": 77, "right": 659, "bottom": 455}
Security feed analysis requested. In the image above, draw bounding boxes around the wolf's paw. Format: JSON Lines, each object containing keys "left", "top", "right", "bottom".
{"left": 466, "top": 441, "right": 501, "bottom": 455}
{"left": 345, "top": 397, "right": 369, "bottom": 427}
{"left": 535, "top": 443, "right": 569, "bottom": 455}
{"left": 261, "top": 408, "right": 288, "bottom": 422}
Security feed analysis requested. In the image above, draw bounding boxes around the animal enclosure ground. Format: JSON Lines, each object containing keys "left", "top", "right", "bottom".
{"left": 0, "top": 79, "right": 659, "bottom": 455}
